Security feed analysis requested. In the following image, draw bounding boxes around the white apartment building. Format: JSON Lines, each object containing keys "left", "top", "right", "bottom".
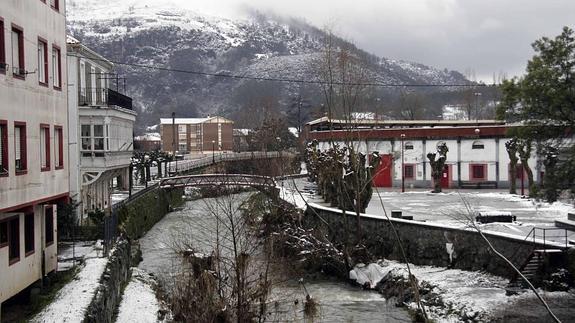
{"left": 67, "top": 37, "right": 136, "bottom": 221}
{"left": 0, "top": 0, "right": 67, "bottom": 313}
{"left": 305, "top": 117, "right": 540, "bottom": 189}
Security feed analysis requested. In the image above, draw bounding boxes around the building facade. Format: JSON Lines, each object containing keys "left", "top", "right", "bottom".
{"left": 67, "top": 37, "right": 136, "bottom": 220}
{"left": 305, "top": 117, "right": 540, "bottom": 189}
{"left": 0, "top": 0, "right": 67, "bottom": 310}
{"left": 160, "top": 117, "right": 234, "bottom": 154}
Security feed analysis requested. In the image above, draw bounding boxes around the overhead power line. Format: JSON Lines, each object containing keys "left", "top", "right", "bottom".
{"left": 66, "top": 54, "right": 489, "bottom": 88}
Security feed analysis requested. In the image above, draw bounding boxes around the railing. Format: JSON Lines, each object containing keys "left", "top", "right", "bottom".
{"left": 160, "top": 174, "right": 277, "bottom": 189}
{"left": 78, "top": 87, "right": 133, "bottom": 110}
{"left": 167, "top": 151, "right": 294, "bottom": 174}
{"left": 507, "top": 227, "right": 570, "bottom": 269}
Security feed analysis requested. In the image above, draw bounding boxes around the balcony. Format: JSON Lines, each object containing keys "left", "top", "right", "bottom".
{"left": 79, "top": 88, "right": 133, "bottom": 110}
{"left": 81, "top": 150, "right": 133, "bottom": 170}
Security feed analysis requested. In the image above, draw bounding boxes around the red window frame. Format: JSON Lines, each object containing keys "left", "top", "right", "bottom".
{"left": 7, "top": 215, "right": 20, "bottom": 265}
{"left": 24, "top": 213, "right": 34, "bottom": 257}
{"left": 0, "top": 120, "right": 7, "bottom": 177}
{"left": 38, "top": 37, "right": 48, "bottom": 86}
{"left": 14, "top": 121, "right": 27, "bottom": 175}
{"left": 45, "top": 206, "right": 54, "bottom": 246}
{"left": 470, "top": 164, "right": 487, "bottom": 181}
{"left": 52, "top": 45, "right": 61, "bottom": 90}
{"left": 54, "top": 126, "right": 64, "bottom": 169}
{"left": 0, "top": 219, "right": 8, "bottom": 248}
{"left": 404, "top": 164, "right": 415, "bottom": 179}
{"left": 11, "top": 24, "right": 25, "bottom": 80}
{"left": 40, "top": 124, "right": 51, "bottom": 171}
{"left": 50, "top": 0, "right": 60, "bottom": 12}
{"left": 0, "top": 17, "right": 5, "bottom": 74}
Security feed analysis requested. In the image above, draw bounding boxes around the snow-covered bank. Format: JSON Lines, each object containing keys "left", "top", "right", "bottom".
{"left": 350, "top": 260, "right": 574, "bottom": 322}
{"left": 32, "top": 250, "right": 108, "bottom": 322}
{"left": 350, "top": 260, "right": 509, "bottom": 322}
{"left": 117, "top": 268, "right": 168, "bottom": 323}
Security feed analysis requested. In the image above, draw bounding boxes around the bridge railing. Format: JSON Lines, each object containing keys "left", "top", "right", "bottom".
{"left": 167, "top": 151, "right": 293, "bottom": 174}
{"left": 160, "top": 173, "right": 277, "bottom": 189}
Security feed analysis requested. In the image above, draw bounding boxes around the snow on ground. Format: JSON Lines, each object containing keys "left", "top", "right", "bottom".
{"left": 116, "top": 268, "right": 166, "bottom": 323}
{"left": 57, "top": 241, "right": 98, "bottom": 272}
{"left": 278, "top": 186, "right": 309, "bottom": 210}
{"left": 32, "top": 250, "right": 108, "bottom": 323}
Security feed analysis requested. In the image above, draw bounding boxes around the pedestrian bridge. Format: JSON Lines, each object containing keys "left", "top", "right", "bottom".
{"left": 159, "top": 174, "right": 277, "bottom": 190}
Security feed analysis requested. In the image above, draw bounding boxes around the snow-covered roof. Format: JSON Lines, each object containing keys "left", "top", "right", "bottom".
{"left": 159, "top": 118, "right": 210, "bottom": 125}
{"left": 160, "top": 116, "right": 233, "bottom": 125}
{"left": 307, "top": 116, "right": 506, "bottom": 127}
{"left": 134, "top": 133, "right": 161, "bottom": 141}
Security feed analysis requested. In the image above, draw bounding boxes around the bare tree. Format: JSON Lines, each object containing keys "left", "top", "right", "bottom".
{"left": 427, "top": 143, "right": 449, "bottom": 193}
{"left": 167, "top": 192, "right": 275, "bottom": 322}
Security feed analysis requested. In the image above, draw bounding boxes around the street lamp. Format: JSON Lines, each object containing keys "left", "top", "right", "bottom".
{"left": 172, "top": 112, "right": 177, "bottom": 176}
{"left": 212, "top": 140, "right": 216, "bottom": 164}
{"left": 474, "top": 92, "right": 482, "bottom": 122}
{"left": 401, "top": 133, "right": 406, "bottom": 193}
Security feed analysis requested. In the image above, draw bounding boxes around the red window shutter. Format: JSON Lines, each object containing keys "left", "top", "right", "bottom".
{"left": 0, "top": 19, "right": 5, "bottom": 67}
{"left": 21, "top": 125, "right": 27, "bottom": 170}
{"left": 0, "top": 121, "right": 7, "bottom": 174}
{"left": 58, "top": 127, "right": 64, "bottom": 168}
{"left": 45, "top": 127, "right": 50, "bottom": 169}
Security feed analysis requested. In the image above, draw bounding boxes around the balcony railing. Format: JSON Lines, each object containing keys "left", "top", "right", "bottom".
{"left": 79, "top": 88, "right": 133, "bottom": 110}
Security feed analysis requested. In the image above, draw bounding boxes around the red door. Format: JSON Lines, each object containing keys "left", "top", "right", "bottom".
{"left": 440, "top": 165, "right": 450, "bottom": 188}
{"left": 372, "top": 154, "right": 393, "bottom": 187}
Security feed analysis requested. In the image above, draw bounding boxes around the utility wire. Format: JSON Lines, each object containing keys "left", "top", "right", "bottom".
{"left": 66, "top": 54, "right": 490, "bottom": 88}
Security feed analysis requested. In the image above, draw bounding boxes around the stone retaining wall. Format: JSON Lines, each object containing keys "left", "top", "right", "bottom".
{"left": 306, "top": 204, "right": 567, "bottom": 278}
{"left": 84, "top": 239, "right": 131, "bottom": 323}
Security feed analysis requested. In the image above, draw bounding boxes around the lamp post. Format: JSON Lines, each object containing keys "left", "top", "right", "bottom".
{"left": 212, "top": 140, "right": 215, "bottom": 164}
{"left": 474, "top": 92, "right": 482, "bottom": 122}
{"left": 401, "top": 133, "right": 406, "bottom": 193}
{"left": 171, "top": 112, "right": 177, "bottom": 176}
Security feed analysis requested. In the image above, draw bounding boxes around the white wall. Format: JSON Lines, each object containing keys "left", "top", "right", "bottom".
{"left": 315, "top": 136, "right": 540, "bottom": 185}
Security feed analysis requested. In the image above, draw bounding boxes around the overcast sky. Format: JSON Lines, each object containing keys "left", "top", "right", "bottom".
{"left": 174, "top": 0, "right": 575, "bottom": 83}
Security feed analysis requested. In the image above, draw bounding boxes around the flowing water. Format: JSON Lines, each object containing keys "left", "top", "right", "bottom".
{"left": 138, "top": 193, "right": 411, "bottom": 322}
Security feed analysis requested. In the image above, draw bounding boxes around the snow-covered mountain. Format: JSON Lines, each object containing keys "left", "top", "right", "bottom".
{"left": 67, "top": 0, "right": 470, "bottom": 132}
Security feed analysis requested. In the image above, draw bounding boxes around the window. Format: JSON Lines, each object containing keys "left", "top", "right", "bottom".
{"left": 38, "top": 39, "right": 48, "bottom": 85}
{"left": 404, "top": 164, "right": 415, "bottom": 179}
{"left": 50, "top": 0, "right": 59, "bottom": 11}
{"left": 55, "top": 126, "right": 63, "bottom": 169}
{"left": 8, "top": 217, "right": 20, "bottom": 264}
{"left": 94, "top": 125, "right": 104, "bottom": 151}
{"left": 81, "top": 124, "right": 92, "bottom": 151}
{"left": 0, "top": 121, "right": 7, "bottom": 176}
{"left": 0, "top": 19, "right": 6, "bottom": 73}
{"left": 14, "top": 122, "right": 27, "bottom": 174}
{"left": 11, "top": 25, "right": 25, "bottom": 78}
{"left": 405, "top": 142, "right": 414, "bottom": 150}
{"left": 0, "top": 220, "right": 7, "bottom": 248}
{"left": 472, "top": 141, "right": 485, "bottom": 150}
{"left": 52, "top": 46, "right": 61, "bottom": 89}
{"left": 79, "top": 60, "right": 86, "bottom": 100}
{"left": 471, "top": 164, "right": 486, "bottom": 181}
{"left": 45, "top": 207, "right": 54, "bottom": 246}
{"left": 40, "top": 124, "right": 50, "bottom": 171}
{"left": 24, "top": 213, "right": 34, "bottom": 256}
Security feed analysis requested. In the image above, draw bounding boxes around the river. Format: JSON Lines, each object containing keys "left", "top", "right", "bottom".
{"left": 138, "top": 193, "right": 411, "bottom": 322}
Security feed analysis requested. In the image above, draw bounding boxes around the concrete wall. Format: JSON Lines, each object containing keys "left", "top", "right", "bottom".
{"left": 0, "top": 205, "right": 57, "bottom": 304}
{"left": 305, "top": 204, "right": 563, "bottom": 278}
{"left": 0, "top": 0, "right": 67, "bottom": 305}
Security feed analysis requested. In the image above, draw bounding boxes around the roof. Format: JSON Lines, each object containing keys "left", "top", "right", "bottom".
{"left": 307, "top": 116, "right": 506, "bottom": 127}
{"left": 160, "top": 118, "right": 210, "bottom": 125}
{"left": 159, "top": 116, "right": 233, "bottom": 125}
{"left": 66, "top": 35, "right": 113, "bottom": 70}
